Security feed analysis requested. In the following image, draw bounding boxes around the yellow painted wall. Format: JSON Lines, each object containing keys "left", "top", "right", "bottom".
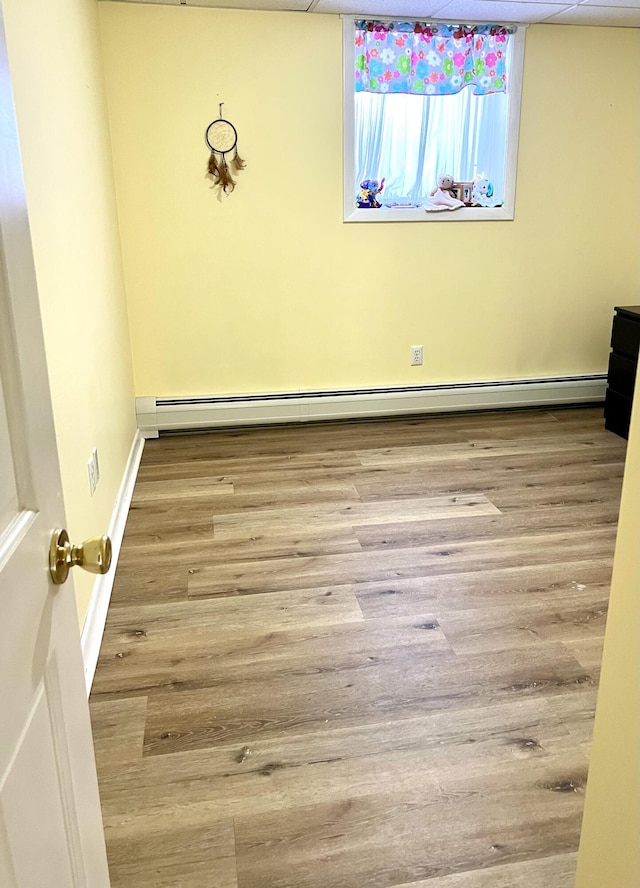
{"left": 3, "top": 0, "right": 136, "bottom": 625}
{"left": 575, "top": 384, "right": 640, "bottom": 887}
{"left": 98, "top": 6, "right": 640, "bottom": 397}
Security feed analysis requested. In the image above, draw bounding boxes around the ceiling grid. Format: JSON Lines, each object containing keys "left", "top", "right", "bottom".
{"left": 106, "top": 0, "right": 640, "bottom": 26}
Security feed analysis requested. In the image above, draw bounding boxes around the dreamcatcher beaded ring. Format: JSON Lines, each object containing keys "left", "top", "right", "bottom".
{"left": 205, "top": 104, "right": 245, "bottom": 194}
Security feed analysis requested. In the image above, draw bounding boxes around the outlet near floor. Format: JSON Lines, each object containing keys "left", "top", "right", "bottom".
{"left": 410, "top": 345, "right": 423, "bottom": 366}
{"left": 88, "top": 447, "right": 100, "bottom": 496}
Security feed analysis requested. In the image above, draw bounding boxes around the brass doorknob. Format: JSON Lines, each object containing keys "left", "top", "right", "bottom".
{"left": 49, "top": 529, "right": 112, "bottom": 585}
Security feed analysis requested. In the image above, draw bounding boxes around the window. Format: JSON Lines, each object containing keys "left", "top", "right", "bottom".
{"left": 343, "top": 19, "right": 526, "bottom": 222}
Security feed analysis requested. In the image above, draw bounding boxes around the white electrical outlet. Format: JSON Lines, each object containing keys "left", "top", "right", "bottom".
{"left": 92, "top": 447, "right": 100, "bottom": 485}
{"left": 88, "top": 457, "right": 97, "bottom": 496}
{"left": 410, "top": 345, "right": 423, "bottom": 366}
{"left": 88, "top": 447, "right": 100, "bottom": 496}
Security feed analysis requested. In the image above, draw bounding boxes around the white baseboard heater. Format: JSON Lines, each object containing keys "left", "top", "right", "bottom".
{"left": 136, "top": 374, "right": 606, "bottom": 436}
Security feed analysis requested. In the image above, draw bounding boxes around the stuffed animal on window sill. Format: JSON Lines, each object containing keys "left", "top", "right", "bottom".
{"left": 425, "top": 174, "right": 465, "bottom": 212}
{"left": 471, "top": 178, "right": 498, "bottom": 208}
{"left": 356, "top": 178, "right": 385, "bottom": 208}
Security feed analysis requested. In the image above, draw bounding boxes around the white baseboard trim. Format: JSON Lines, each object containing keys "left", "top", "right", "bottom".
{"left": 136, "top": 375, "right": 606, "bottom": 434}
{"left": 80, "top": 429, "right": 145, "bottom": 695}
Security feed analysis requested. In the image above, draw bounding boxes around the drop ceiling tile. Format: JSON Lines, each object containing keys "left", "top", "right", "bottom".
{"left": 108, "top": 0, "right": 182, "bottom": 5}
{"left": 579, "top": 0, "right": 640, "bottom": 7}
{"left": 311, "top": 0, "right": 449, "bottom": 14}
{"left": 435, "top": 0, "right": 573, "bottom": 22}
{"left": 545, "top": 2, "right": 640, "bottom": 21}
{"left": 579, "top": 0, "right": 640, "bottom": 9}
{"left": 186, "top": 0, "right": 311, "bottom": 8}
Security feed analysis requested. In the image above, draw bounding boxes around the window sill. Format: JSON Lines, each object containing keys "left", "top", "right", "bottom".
{"left": 344, "top": 205, "right": 514, "bottom": 223}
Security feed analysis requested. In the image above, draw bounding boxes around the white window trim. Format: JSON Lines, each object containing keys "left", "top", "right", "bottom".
{"left": 342, "top": 17, "right": 527, "bottom": 223}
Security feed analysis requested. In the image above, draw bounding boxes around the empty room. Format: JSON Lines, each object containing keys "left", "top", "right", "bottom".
{"left": 0, "top": 0, "right": 639, "bottom": 886}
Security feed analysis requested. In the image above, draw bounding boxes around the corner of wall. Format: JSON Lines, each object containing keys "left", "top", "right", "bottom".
{"left": 575, "top": 383, "right": 640, "bottom": 886}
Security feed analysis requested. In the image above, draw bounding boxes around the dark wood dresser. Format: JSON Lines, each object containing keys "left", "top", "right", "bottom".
{"left": 605, "top": 304, "right": 640, "bottom": 439}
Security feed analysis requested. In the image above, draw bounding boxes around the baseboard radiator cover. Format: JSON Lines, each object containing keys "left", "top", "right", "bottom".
{"left": 136, "top": 375, "right": 606, "bottom": 436}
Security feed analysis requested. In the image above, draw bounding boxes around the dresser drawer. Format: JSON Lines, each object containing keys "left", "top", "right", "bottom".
{"left": 604, "top": 388, "right": 632, "bottom": 439}
{"left": 611, "top": 314, "right": 640, "bottom": 360}
{"left": 607, "top": 352, "right": 638, "bottom": 399}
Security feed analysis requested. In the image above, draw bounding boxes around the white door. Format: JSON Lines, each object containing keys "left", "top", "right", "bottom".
{"left": 0, "top": 6, "right": 111, "bottom": 887}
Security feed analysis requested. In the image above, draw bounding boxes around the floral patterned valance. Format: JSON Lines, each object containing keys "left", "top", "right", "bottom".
{"left": 354, "top": 21, "right": 515, "bottom": 97}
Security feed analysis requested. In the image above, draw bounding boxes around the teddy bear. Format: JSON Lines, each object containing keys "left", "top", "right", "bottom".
{"left": 425, "top": 174, "right": 465, "bottom": 211}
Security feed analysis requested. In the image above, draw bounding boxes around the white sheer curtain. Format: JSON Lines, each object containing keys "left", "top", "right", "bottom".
{"left": 354, "top": 89, "right": 508, "bottom": 205}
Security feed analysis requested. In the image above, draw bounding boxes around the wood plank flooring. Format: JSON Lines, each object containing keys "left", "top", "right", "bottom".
{"left": 89, "top": 406, "right": 627, "bottom": 887}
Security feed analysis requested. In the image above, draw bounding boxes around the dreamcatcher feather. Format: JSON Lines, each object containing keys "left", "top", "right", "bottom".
{"left": 205, "top": 107, "right": 245, "bottom": 194}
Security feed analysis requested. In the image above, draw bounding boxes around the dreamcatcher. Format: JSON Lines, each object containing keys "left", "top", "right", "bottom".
{"left": 205, "top": 104, "right": 245, "bottom": 194}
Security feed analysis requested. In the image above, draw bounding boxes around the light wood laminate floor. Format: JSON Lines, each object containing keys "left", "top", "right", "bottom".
{"left": 90, "top": 407, "right": 627, "bottom": 887}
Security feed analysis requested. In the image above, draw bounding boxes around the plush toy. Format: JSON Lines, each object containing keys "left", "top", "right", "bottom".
{"left": 426, "top": 174, "right": 465, "bottom": 211}
{"left": 356, "top": 178, "right": 385, "bottom": 208}
{"left": 471, "top": 178, "right": 497, "bottom": 207}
